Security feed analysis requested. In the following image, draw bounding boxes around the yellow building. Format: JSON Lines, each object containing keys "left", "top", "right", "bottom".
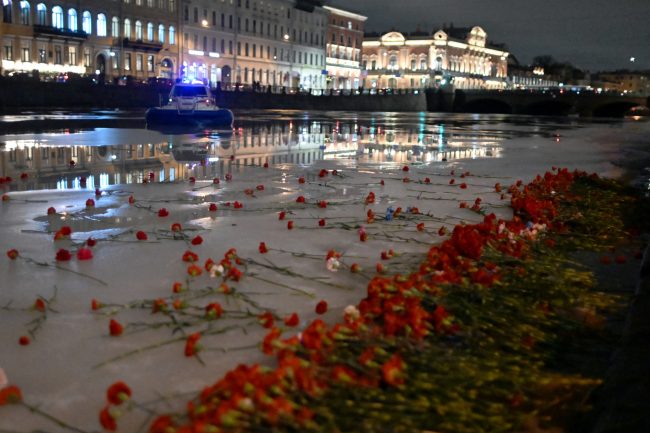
{"left": 362, "top": 26, "right": 508, "bottom": 90}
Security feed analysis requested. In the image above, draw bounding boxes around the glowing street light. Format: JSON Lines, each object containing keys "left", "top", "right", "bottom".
{"left": 630, "top": 57, "right": 636, "bottom": 62}
{"left": 201, "top": 19, "right": 208, "bottom": 27}
{"left": 283, "top": 34, "right": 290, "bottom": 41}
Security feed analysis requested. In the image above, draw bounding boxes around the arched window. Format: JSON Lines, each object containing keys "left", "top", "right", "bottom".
{"left": 81, "top": 11, "right": 91, "bottom": 34}
{"left": 168, "top": 25, "right": 175, "bottom": 44}
{"left": 410, "top": 59, "right": 416, "bottom": 70}
{"left": 67, "top": 8, "right": 77, "bottom": 31}
{"left": 135, "top": 20, "right": 142, "bottom": 39}
{"left": 389, "top": 55, "right": 398, "bottom": 70}
{"left": 2, "top": 0, "right": 11, "bottom": 24}
{"left": 96, "top": 13, "right": 106, "bottom": 36}
{"left": 158, "top": 24, "right": 165, "bottom": 43}
{"left": 123, "top": 18, "right": 131, "bottom": 38}
{"left": 20, "top": 1, "right": 30, "bottom": 25}
{"left": 420, "top": 59, "right": 427, "bottom": 70}
{"left": 51, "top": 5, "right": 63, "bottom": 28}
{"left": 111, "top": 16, "right": 119, "bottom": 37}
{"left": 36, "top": 3, "right": 46, "bottom": 25}
{"left": 146, "top": 22, "right": 153, "bottom": 41}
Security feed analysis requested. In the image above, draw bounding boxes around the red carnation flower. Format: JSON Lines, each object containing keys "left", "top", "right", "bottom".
{"left": 298, "top": 176, "right": 305, "bottom": 184}
{"left": 459, "top": 183, "right": 467, "bottom": 189}
{"left": 158, "top": 208, "right": 169, "bottom": 217}
{"left": 225, "top": 173, "right": 232, "bottom": 181}
{"left": 315, "top": 300, "right": 328, "bottom": 315}
{"left": 287, "top": 221, "right": 294, "bottom": 230}
{"left": 284, "top": 312, "right": 299, "bottom": 327}
{"left": 95, "top": 188, "right": 101, "bottom": 197}
{"left": 0, "top": 385, "right": 22, "bottom": 405}
{"left": 128, "top": 195, "right": 135, "bottom": 204}
{"left": 182, "top": 251, "right": 199, "bottom": 262}
{"left": 6, "top": 249, "right": 18, "bottom": 260}
{"left": 258, "top": 311, "right": 274, "bottom": 328}
{"left": 91, "top": 299, "right": 102, "bottom": 310}
{"left": 319, "top": 169, "right": 328, "bottom": 177}
{"left": 172, "top": 282, "right": 183, "bottom": 293}
{"left": 263, "top": 162, "right": 269, "bottom": 168}
{"left": 318, "top": 218, "right": 326, "bottom": 227}
{"left": 184, "top": 332, "right": 201, "bottom": 357}
{"left": 189, "top": 177, "right": 196, "bottom": 183}
{"left": 86, "top": 198, "right": 95, "bottom": 207}
{"left": 20, "top": 172, "right": 28, "bottom": 180}
{"left": 106, "top": 381, "right": 132, "bottom": 405}
{"left": 416, "top": 223, "right": 425, "bottom": 232}
{"left": 213, "top": 178, "right": 220, "bottom": 184}
{"left": 449, "top": 179, "right": 455, "bottom": 185}
{"left": 18, "top": 335, "right": 30, "bottom": 346}
{"left": 191, "top": 235, "right": 203, "bottom": 245}
{"left": 256, "top": 184, "right": 265, "bottom": 191}
{"left": 205, "top": 302, "right": 223, "bottom": 319}
{"left": 109, "top": 319, "right": 123, "bottom": 336}
{"left": 296, "top": 196, "right": 306, "bottom": 203}
{"left": 208, "top": 203, "right": 217, "bottom": 212}
{"left": 55, "top": 249, "right": 72, "bottom": 261}
{"left": 136, "top": 231, "right": 148, "bottom": 241}
{"left": 259, "top": 242, "right": 269, "bottom": 253}
{"left": 350, "top": 263, "right": 361, "bottom": 273}
{"left": 187, "top": 264, "right": 202, "bottom": 277}
{"left": 86, "top": 237, "right": 97, "bottom": 247}
{"left": 99, "top": 406, "right": 117, "bottom": 431}
{"left": 47, "top": 207, "right": 56, "bottom": 215}
{"left": 318, "top": 200, "right": 327, "bottom": 208}
{"left": 171, "top": 223, "right": 182, "bottom": 232}
{"left": 278, "top": 211, "right": 286, "bottom": 220}
{"left": 34, "top": 298, "right": 46, "bottom": 312}
{"left": 77, "top": 248, "right": 93, "bottom": 261}
{"left": 424, "top": 177, "right": 431, "bottom": 184}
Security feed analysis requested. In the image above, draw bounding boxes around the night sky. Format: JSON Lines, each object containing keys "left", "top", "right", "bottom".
{"left": 331, "top": 0, "right": 650, "bottom": 72}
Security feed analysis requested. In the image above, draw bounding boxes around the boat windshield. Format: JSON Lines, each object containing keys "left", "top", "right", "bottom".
{"left": 172, "top": 86, "right": 209, "bottom": 97}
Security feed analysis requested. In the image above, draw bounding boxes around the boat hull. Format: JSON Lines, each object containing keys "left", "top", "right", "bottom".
{"left": 146, "top": 107, "right": 234, "bottom": 128}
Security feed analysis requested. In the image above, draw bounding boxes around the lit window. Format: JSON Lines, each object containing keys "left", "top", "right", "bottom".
{"left": 35, "top": 3, "right": 45, "bottom": 25}
{"left": 124, "top": 18, "right": 131, "bottom": 38}
{"left": 20, "top": 1, "right": 29, "bottom": 25}
{"left": 2, "top": 0, "right": 11, "bottom": 24}
{"left": 135, "top": 20, "right": 142, "bottom": 39}
{"left": 51, "top": 6, "right": 63, "bottom": 29}
{"left": 68, "top": 8, "right": 77, "bottom": 31}
{"left": 169, "top": 25, "right": 175, "bottom": 44}
{"left": 82, "top": 11, "right": 91, "bottom": 34}
{"left": 111, "top": 17, "right": 119, "bottom": 37}
{"left": 158, "top": 24, "right": 165, "bottom": 43}
{"left": 147, "top": 22, "right": 153, "bottom": 41}
{"left": 97, "top": 13, "right": 107, "bottom": 37}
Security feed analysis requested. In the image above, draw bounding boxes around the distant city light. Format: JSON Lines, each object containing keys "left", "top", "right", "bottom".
{"left": 630, "top": 57, "right": 636, "bottom": 62}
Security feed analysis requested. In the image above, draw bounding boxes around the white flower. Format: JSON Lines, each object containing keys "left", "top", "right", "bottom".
{"left": 344, "top": 305, "right": 360, "bottom": 321}
{"left": 209, "top": 264, "right": 224, "bottom": 278}
{"left": 326, "top": 257, "right": 340, "bottom": 272}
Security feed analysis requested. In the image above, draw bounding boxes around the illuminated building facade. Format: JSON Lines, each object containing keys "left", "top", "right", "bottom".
{"left": 362, "top": 26, "right": 509, "bottom": 90}
{"left": 179, "top": 0, "right": 328, "bottom": 89}
{"left": 322, "top": 5, "right": 365, "bottom": 91}
{"left": 0, "top": 0, "right": 179, "bottom": 81}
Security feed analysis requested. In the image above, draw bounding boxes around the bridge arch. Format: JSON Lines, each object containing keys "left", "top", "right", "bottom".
{"left": 522, "top": 100, "right": 575, "bottom": 116}
{"left": 592, "top": 101, "right": 642, "bottom": 118}
{"left": 458, "top": 98, "right": 512, "bottom": 114}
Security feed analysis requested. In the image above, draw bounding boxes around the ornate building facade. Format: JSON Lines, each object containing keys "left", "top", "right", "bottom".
{"left": 0, "top": 0, "right": 180, "bottom": 81}
{"left": 323, "top": 5, "right": 365, "bottom": 90}
{"left": 181, "top": 0, "right": 328, "bottom": 90}
{"left": 362, "top": 26, "right": 509, "bottom": 90}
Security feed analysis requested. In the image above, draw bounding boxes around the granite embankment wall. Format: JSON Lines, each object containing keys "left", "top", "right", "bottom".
{"left": 0, "top": 80, "right": 430, "bottom": 112}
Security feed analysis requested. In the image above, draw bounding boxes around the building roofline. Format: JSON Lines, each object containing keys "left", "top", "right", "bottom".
{"left": 323, "top": 5, "right": 368, "bottom": 21}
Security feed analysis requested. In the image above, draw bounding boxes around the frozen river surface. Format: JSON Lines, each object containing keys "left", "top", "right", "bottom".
{"left": 0, "top": 111, "right": 649, "bottom": 432}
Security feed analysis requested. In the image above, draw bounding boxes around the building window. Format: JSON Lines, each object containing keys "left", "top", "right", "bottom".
{"left": 54, "top": 46, "right": 62, "bottom": 64}
{"left": 212, "top": 10, "right": 215, "bottom": 26}
{"left": 410, "top": 59, "right": 416, "bottom": 70}
{"left": 158, "top": 24, "right": 165, "bottom": 43}
{"left": 2, "top": 0, "right": 11, "bottom": 23}
{"left": 51, "top": 6, "right": 63, "bottom": 28}
{"left": 389, "top": 55, "right": 397, "bottom": 70}
{"left": 136, "top": 54, "right": 143, "bottom": 71}
{"left": 147, "top": 55, "right": 154, "bottom": 71}
{"left": 83, "top": 48, "right": 90, "bottom": 66}
{"left": 82, "top": 11, "right": 91, "bottom": 34}
{"left": 220, "top": 39, "right": 224, "bottom": 53}
{"left": 135, "top": 20, "right": 142, "bottom": 39}
{"left": 147, "top": 22, "right": 153, "bottom": 41}
{"left": 169, "top": 25, "right": 175, "bottom": 44}
{"left": 183, "top": 4, "right": 187, "bottom": 21}
{"left": 36, "top": 3, "right": 45, "bottom": 25}
{"left": 97, "top": 14, "right": 107, "bottom": 36}
{"left": 147, "top": 0, "right": 153, "bottom": 6}
{"left": 371, "top": 60, "right": 376, "bottom": 70}
{"left": 228, "top": 40, "right": 232, "bottom": 54}
{"left": 21, "top": 47, "right": 29, "bottom": 62}
{"left": 123, "top": 18, "right": 131, "bottom": 38}
{"left": 245, "top": 43, "right": 248, "bottom": 56}
{"left": 67, "top": 8, "right": 78, "bottom": 31}
{"left": 237, "top": 42, "right": 241, "bottom": 55}
{"left": 38, "top": 48, "right": 46, "bottom": 62}
{"left": 220, "top": 13, "right": 224, "bottom": 27}
{"left": 192, "top": 7, "right": 197, "bottom": 22}
{"left": 68, "top": 46, "right": 76, "bottom": 64}
{"left": 169, "top": 0, "right": 175, "bottom": 12}
{"left": 20, "top": 1, "right": 30, "bottom": 25}
{"left": 420, "top": 59, "right": 427, "bottom": 70}
{"left": 2, "top": 45, "right": 12, "bottom": 60}
{"left": 125, "top": 53, "right": 131, "bottom": 70}
{"left": 112, "top": 17, "right": 119, "bottom": 37}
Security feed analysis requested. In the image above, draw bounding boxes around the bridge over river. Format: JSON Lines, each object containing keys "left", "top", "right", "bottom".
{"left": 430, "top": 89, "right": 648, "bottom": 117}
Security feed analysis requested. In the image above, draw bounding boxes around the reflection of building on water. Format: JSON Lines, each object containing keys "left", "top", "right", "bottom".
{"left": 0, "top": 121, "right": 330, "bottom": 190}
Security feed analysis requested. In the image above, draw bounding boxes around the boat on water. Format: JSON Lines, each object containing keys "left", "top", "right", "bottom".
{"left": 145, "top": 83, "right": 234, "bottom": 129}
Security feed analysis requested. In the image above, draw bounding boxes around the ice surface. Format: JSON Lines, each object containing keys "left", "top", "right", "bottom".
{"left": 0, "top": 112, "right": 649, "bottom": 432}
